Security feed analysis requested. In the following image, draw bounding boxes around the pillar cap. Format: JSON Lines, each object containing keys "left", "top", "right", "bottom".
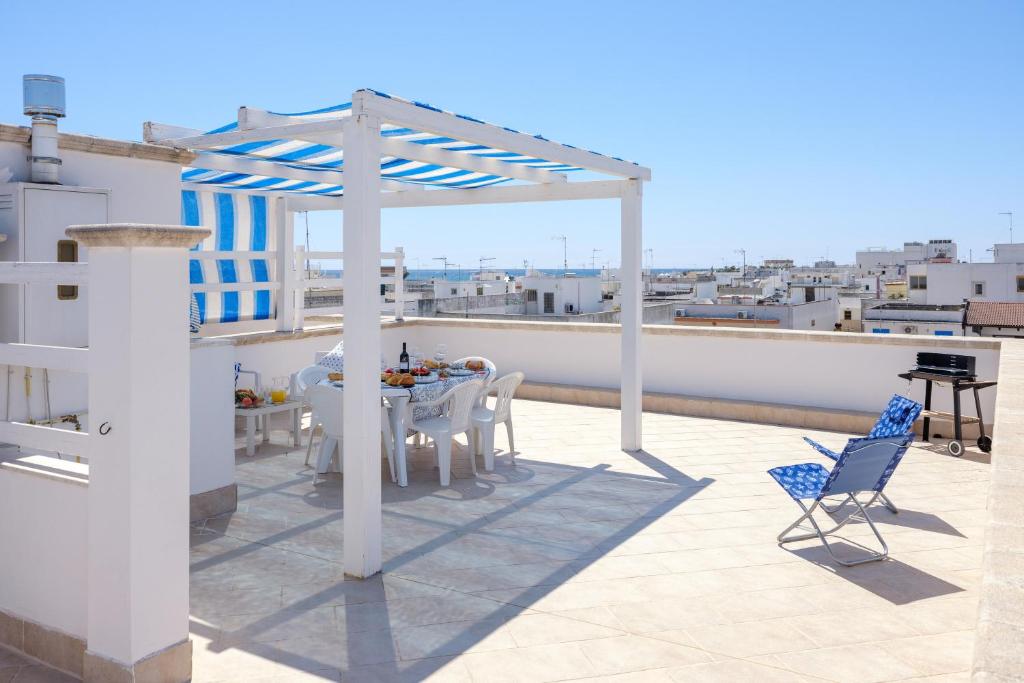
{"left": 66, "top": 224, "right": 210, "bottom": 248}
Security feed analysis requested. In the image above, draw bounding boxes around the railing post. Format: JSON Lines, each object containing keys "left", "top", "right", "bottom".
{"left": 276, "top": 198, "right": 296, "bottom": 332}
{"left": 394, "top": 246, "right": 405, "bottom": 321}
{"left": 294, "top": 244, "right": 306, "bottom": 330}
{"left": 68, "top": 223, "right": 209, "bottom": 683}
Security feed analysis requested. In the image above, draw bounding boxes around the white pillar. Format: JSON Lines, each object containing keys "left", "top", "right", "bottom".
{"left": 276, "top": 198, "right": 297, "bottom": 332}
{"left": 341, "top": 107, "right": 383, "bottom": 577}
{"left": 393, "top": 247, "right": 405, "bottom": 321}
{"left": 69, "top": 224, "right": 209, "bottom": 682}
{"left": 294, "top": 244, "right": 306, "bottom": 330}
{"left": 620, "top": 179, "right": 643, "bottom": 451}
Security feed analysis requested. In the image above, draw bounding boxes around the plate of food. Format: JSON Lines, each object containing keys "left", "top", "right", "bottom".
{"left": 235, "top": 388, "right": 264, "bottom": 409}
{"left": 410, "top": 367, "right": 438, "bottom": 383}
{"left": 380, "top": 370, "right": 416, "bottom": 388}
{"left": 447, "top": 367, "right": 475, "bottom": 377}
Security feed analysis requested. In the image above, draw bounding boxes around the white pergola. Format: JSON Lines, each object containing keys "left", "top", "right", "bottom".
{"left": 146, "top": 89, "right": 650, "bottom": 577}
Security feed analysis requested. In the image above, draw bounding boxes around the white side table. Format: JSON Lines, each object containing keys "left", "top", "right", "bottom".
{"left": 235, "top": 400, "right": 302, "bottom": 457}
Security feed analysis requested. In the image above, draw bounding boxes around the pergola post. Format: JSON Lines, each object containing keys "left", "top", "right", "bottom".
{"left": 393, "top": 247, "right": 405, "bottom": 321}
{"left": 341, "top": 110, "right": 384, "bottom": 577}
{"left": 275, "top": 197, "right": 296, "bottom": 332}
{"left": 620, "top": 179, "right": 643, "bottom": 451}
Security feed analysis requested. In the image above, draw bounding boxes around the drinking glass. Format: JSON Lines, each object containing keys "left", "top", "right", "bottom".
{"left": 270, "top": 377, "right": 288, "bottom": 404}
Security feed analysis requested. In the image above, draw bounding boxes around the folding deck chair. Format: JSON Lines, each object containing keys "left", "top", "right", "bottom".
{"left": 802, "top": 394, "right": 922, "bottom": 513}
{"left": 769, "top": 434, "right": 914, "bottom": 566}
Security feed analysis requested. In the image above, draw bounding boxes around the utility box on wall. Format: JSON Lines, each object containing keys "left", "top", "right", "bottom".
{"left": 0, "top": 182, "right": 108, "bottom": 347}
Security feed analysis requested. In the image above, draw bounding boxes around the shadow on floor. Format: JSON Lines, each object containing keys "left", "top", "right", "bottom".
{"left": 191, "top": 445, "right": 714, "bottom": 679}
{"left": 786, "top": 543, "right": 966, "bottom": 604}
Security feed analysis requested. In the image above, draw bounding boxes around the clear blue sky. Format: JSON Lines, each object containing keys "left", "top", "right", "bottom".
{"left": 2, "top": 1, "right": 1020, "bottom": 269}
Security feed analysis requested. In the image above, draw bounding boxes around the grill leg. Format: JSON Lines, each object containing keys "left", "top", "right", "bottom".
{"left": 923, "top": 379, "right": 933, "bottom": 442}
{"left": 973, "top": 387, "right": 986, "bottom": 441}
{"left": 953, "top": 384, "right": 963, "bottom": 445}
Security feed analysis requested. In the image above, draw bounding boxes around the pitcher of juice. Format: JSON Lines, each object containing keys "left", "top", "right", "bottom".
{"left": 270, "top": 376, "right": 288, "bottom": 404}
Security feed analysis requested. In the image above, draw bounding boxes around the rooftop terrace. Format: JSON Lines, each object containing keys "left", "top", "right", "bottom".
{"left": 166, "top": 399, "right": 988, "bottom": 682}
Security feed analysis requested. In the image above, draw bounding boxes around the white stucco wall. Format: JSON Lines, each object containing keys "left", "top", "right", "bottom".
{"left": 0, "top": 461, "right": 88, "bottom": 639}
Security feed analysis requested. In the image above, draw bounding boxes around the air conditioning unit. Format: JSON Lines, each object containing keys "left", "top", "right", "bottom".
{"left": 902, "top": 325, "right": 918, "bottom": 335}
{"left": 736, "top": 311, "right": 749, "bottom": 319}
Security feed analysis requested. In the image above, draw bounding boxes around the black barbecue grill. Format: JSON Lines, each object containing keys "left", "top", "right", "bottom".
{"left": 899, "top": 353, "right": 995, "bottom": 456}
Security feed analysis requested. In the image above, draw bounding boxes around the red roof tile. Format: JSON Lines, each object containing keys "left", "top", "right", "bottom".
{"left": 965, "top": 301, "right": 1024, "bottom": 328}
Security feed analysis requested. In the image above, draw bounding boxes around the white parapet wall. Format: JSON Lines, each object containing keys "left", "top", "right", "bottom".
{"left": 0, "top": 457, "right": 88, "bottom": 646}
{"left": 404, "top": 319, "right": 1001, "bottom": 420}
{"left": 212, "top": 318, "right": 1002, "bottom": 433}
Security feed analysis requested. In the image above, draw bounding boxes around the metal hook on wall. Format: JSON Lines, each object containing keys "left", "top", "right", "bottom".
{"left": 98, "top": 422, "right": 112, "bottom": 436}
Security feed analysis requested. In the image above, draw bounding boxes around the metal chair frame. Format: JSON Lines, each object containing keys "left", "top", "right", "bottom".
{"left": 772, "top": 435, "right": 913, "bottom": 566}
{"left": 804, "top": 394, "right": 922, "bottom": 515}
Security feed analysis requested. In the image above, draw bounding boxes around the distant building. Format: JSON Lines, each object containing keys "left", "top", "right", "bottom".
{"left": 763, "top": 259, "right": 794, "bottom": 269}
{"left": 963, "top": 301, "right": 1024, "bottom": 338}
{"left": 673, "top": 299, "right": 834, "bottom": 330}
{"left": 907, "top": 261, "right": 1024, "bottom": 305}
{"left": 518, "top": 273, "right": 603, "bottom": 315}
{"left": 862, "top": 302, "right": 964, "bottom": 336}
{"left": 856, "top": 239, "right": 958, "bottom": 270}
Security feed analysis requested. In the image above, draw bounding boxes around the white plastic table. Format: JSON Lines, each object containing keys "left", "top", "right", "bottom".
{"left": 318, "top": 370, "right": 490, "bottom": 486}
{"left": 235, "top": 400, "right": 302, "bottom": 456}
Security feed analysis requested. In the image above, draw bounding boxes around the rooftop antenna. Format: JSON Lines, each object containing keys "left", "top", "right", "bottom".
{"left": 591, "top": 248, "right": 602, "bottom": 272}
{"left": 479, "top": 256, "right": 495, "bottom": 274}
{"left": 552, "top": 235, "right": 568, "bottom": 274}
{"left": 734, "top": 248, "right": 746, "bottom": 275}
{"left": 432, "top": 256, "right": 449, "bottom": 280}
{"left": 999, "top": 211, "right": 1014, "bottom": 243}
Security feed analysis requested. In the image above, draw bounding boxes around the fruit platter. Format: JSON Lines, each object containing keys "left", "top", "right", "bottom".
{"left": 235, "top": 388, "right": 263, "bottom": 409}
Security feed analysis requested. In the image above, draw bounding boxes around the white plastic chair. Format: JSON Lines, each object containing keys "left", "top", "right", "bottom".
{"left": 295, "top": 365, "right": 330, "bottom": 465}
{"left": 305, "top": 385, "right": 396, "bottom": 484}
{"left": 471, "top": 372, "right": 525, "bottom": 469}
{"left": 453, "top": 356, "right": 497, "bottom": 406}
{"left": 408, "top": 379, "right": 485, "bottom": 486}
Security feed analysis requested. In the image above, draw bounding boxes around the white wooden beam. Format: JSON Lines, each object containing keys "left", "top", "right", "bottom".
{"left": 354, "top": 90, "right": 651, "bottom": 181}
{"left": 620, "top": 179, "right": 643, "bottom": 451}
{"left": 0, "top": 343, "right": 88, "bottom": 374}
{"left": 340, "top": 114, "right": 384, "bottom": 578}
{"left": 379, "top": 179, "right": 627, "bottom": 208}
{"left": 0, "top": 421, "right": 90, "bottom": 457}
{"left": 0, "top": 262, "right": 88, "bottom": 285}
{"left": 144, "top": 118, "right": 345, "bottom": 150}
{"left": 275, "top": 198, "right": 297, "bottom": 332}
{"left": 379, "top": 138, "right": 566, "bottom": 185}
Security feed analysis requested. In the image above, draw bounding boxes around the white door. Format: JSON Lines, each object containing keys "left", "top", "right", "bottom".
{"left": 24, "top": 188, "right": 107, "bottom": 347}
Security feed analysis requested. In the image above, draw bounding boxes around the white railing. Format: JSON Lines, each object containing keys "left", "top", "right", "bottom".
{"left": 186, "top": 245, "right": 406, "bottom": 330}
{"left": 294, "top": 246, "right": 405, "bottom": 324}
{"left": 0, "top": 264, "right": 91, "bottom": 460}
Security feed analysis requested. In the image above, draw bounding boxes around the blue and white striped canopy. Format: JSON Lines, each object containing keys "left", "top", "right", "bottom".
{"left": 182, "top": 90, "right": 613, "bottom": 195}
{"left": 183, "top": 190, "right": 275, "bottom": 325}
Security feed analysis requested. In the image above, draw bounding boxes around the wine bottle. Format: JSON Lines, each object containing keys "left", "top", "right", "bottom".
{"left": 399, "top": 342, "right": 410, "bottom": 372}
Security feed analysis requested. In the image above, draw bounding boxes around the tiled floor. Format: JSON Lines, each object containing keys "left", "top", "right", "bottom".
{"left": 0, "top": 648, "right": 76, "bottom": 683}
{"left": 186, "top": 400, "right": 990, "bottom": 682}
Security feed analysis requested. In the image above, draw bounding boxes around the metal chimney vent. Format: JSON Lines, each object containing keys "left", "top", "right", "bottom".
{"left": 23, "top": 75, "right": 66, "bottom": 118}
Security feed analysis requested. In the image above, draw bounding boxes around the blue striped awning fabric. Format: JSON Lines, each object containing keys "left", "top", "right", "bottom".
{"left": 182, "top": 190, "right": 275, "bottom": 324}
{"left": 181, "top": 90, "right": 636, "bottom": 195}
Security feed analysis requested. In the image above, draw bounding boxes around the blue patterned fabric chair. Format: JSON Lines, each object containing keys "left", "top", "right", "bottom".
{"left": 802, "top": 394, "right": 922, "bottom": 513}
{"left": 769, "top": 434, "right": 914, "bottom": 566}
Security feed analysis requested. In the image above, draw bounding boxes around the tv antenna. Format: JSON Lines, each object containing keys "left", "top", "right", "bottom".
{"left": 432, "top": 256, "right": 449, "bottom": 280}
{"left": 479, "top": 256, "right": 495, "bottom": 273}
{"left": 590, "top": 248, "right": 602, "bottom": 271}
{"left": 999, "top": 211, "right": 1014, "bottom": 243}
{"left": 552, "top": 235, "right": 568, "bottom": 274}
